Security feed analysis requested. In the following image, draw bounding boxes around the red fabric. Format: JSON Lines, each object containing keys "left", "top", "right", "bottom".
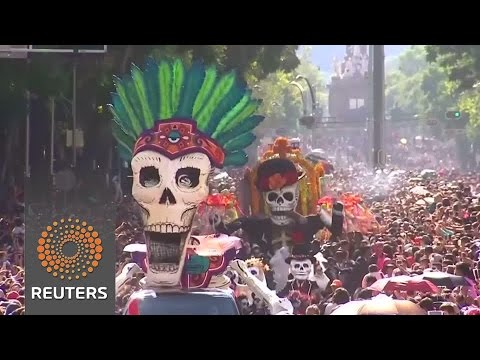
{"left": 258, "top": 171, "right": 298, "bottom": 191}
{"left": 291, "top": 231, "right": 304, "bottom": 245}
{"left": 127, "top": 299, "right": 140, "bottom": 315}
{"left": 7, "top": 291, "right": 19, "bottom": 300}
{"left": 198, "top": 193, "right": 243, "bottom": 217}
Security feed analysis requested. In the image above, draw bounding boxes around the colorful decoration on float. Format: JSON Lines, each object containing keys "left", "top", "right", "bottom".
{"left": 317, "top": 193, "right": 379, "bottom": 234}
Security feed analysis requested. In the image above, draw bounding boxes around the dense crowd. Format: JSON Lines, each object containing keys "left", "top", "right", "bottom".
{"left": 0, "top": 184, "right": 25, "bottom": 315}
{"left": 294, "top": 168, "right": 480, "bottom": 315}
{"left": 112, "top": 131, "right": 480, "bottom": 315}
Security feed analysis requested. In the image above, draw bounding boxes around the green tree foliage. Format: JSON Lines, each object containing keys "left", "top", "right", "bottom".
{"left": 426, "top": 45, "right": 480, "bottom": 136}
{"left": 385, "top": 45, "right": 456, "bottom": 123}
{"left": 0, "top": 45, "right": 300, "bottom": 181}
{"left": 251, "top": 47, "right": 326, "bottom": 136}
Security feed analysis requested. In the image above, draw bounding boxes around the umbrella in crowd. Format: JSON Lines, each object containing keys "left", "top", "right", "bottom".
{"left": 331, "top": 295, "right": 426, "bottom": 315}
{"left": 413, "top": 272, "right": 469, "bottom": 289}
{"left": 410, "top": 186, "right": 430, "bottom": 196}
{"left": 368, "top": 276, "right": 439, "bottom": 293}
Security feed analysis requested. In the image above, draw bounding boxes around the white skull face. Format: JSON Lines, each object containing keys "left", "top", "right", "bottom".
{"left": 131, "top": 150, "right": 211, "bottom": 286}
{"left": 248, "top": 266, "right": 265, "bottom": 283}
{"left": 263, "top": 183, "right": 299, "bottom": 226}
{"left": 290, "top": 259, "right": 312, "bottom": 281}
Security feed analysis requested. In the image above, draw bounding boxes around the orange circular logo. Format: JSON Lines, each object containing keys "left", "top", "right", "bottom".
{"left": 37, "top": 218, "right": 103, "bottom": 280}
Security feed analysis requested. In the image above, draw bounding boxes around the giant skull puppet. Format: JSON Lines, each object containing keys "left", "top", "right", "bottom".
{"left": 110, "top": 58, "right": 264, "bottom": 287}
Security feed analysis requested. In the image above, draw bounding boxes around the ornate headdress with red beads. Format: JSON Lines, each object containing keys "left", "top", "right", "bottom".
{"left": 109, "top": 58, "right": 264, "bottom": 168}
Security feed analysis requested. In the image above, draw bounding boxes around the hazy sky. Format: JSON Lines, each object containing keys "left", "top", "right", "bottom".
{"left": 301, "top": 45, "right": 411, "bottom": 73}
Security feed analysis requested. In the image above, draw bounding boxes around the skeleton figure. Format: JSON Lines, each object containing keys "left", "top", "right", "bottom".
{"left": 232, "top": 257, "right": 269, "bottom": 305}
{"left": 277, "top": 246, "right": 321, "bottom": 315}
{"left": 215, "top": 157, "right": 344, "bottom": 292}
{"left": 110, "top": 58, "right": 264, "bottom": 289}
{"left": 290, "top": 259, "right": 312, "bottom": 281}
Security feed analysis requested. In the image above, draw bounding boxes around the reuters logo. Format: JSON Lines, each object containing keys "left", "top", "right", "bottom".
{"left": 37, "top": 218, "right": 103, "bottom": 280}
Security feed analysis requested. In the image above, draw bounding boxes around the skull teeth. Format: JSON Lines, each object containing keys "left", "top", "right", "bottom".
{"left": 145, "top": 224, "right": 189, "bottom": 233}
{"left": 150, "top": 264, "right": 179, "bottom": 273}
{"left": 272, "top": 207, "right": 293, "bottom": 212}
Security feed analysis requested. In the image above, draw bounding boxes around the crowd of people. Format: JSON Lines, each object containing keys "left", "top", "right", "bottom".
{"left": 0, "top": 183, "right": 25, "bottom": 315}
{"left": 3, "top": 134, "right": 480, "bottom": 315}
{"left": 112, "top": 138, "right": 480, "bottom": 315}
{"left": 292, "top": 167, "right": 480, "bottom": 315}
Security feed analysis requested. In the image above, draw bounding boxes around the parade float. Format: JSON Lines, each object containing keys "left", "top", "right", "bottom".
{"left": 109, "top": 57, "right": 277, "bottom": 304}
{"left": 217, "top": 136, "right": 344, "bottom": 297}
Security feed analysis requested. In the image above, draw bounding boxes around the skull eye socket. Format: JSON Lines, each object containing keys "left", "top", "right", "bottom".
{"left": 176, "top": 167, "right": 200, "bottom": 189}
{"left": 294, "top": 264, "right": 301, "bottom": 269}
{"left": 250, "top": 269, "right": 258, "bottom": 276}
{"left": 303, "top": 263, "right": 310, "bottom": 269}
{"left": 283, "top": 192, "right": 294, "bottom": 202}
{"left": 139, "top": 166, "right": 160, "bottom": 187}
{"left": 267, "top": 192, "right": 278, "bottom": 202}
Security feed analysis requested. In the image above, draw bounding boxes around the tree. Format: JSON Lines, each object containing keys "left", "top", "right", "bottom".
{"left": 0, "top": 45, "right": 301, "bottom": 183}
{"left": 250, "top": 47, "right": 326, "bottom": 137}
{"left": 425, "top": 46, "right": 480, "bottom": 133}
{"left": 385, "top": 45, "right": 456, "bottom": 124}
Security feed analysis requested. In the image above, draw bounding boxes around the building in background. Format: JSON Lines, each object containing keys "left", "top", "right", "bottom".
{"left": 327, "top": 45, "right": 369, "bottom": 125}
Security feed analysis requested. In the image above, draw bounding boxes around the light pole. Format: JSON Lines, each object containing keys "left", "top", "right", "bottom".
{"left": 296, "top": 75, "right": 318, "bottom": 115}
{"left": 289, "top": 81, "right": 307, "bottom": 116}
{"left": 372, "top": 45, "right": 385, "bottom": 169}
{"left": 295, "top": 75, "right": 322, "bottom": 148}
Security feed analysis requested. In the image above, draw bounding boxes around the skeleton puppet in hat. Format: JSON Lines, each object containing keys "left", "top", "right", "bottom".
{"left": 216, "top": 157, "right": 344, "bottom": 291}
{"left": 110, "top": 58, "right": 264, "bottom": 289}
{"left": 277, "top": 245, "right": 321, "bottom": 315}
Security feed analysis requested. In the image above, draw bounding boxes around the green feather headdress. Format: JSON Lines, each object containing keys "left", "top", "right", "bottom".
{"left": 109, "top": 58, "right": 264, "bottom": 167}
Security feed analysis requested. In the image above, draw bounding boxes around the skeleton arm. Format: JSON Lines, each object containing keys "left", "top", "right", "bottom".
{"left": 318, "top": 202, "right": 344, "bottom": 238}
{"left": 231, "top": 259, "right": 293, "bottom": 315}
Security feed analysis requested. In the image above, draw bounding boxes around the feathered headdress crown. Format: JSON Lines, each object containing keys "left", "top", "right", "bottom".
{"left": 109, "top": 58, "right": 264, "bottom": 168}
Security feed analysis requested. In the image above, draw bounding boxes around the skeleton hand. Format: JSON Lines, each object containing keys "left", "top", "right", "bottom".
{"left": 208, "top": 213, "right": 223, "bottom": 232}
{"left": 318, "top": 202, "right": 344, "bottom": 237}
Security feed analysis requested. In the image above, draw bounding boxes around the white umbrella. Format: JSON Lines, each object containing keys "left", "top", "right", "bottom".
{"left": 213, "top": 172, "right": 230, "bottom": 180}
{"left": 331, "top": 295, "right": 426, "bottom": 315}
{"left": 123, "top": 243, "right": 147, "bottom": 253}
{"left": 410, "top": 186, "right": 429, "bottom": 196}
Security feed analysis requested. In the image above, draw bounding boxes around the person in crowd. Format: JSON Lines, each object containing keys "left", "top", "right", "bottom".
{"left": 323, "top": 287, "right": 351, "bottom": 315}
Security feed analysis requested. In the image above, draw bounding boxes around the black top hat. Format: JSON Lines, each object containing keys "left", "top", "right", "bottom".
{"left": 285, "top": 244, "right": 317, "bottom": 264}
{"left": 256, "top": 158, "right": 305, "bottom": 192}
